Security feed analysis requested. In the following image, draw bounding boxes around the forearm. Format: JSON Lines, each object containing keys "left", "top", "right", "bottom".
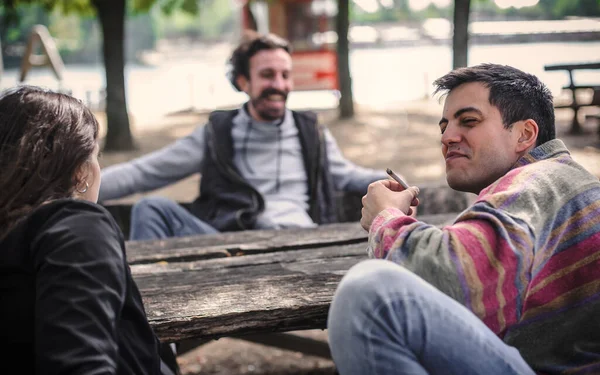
{"left": 324, "top": 129, "right": 387, "bottom": 192}
{"left": 99, "top": 126, "right": 206, "bottom": 201}
{"left": 369, "top": 208, "right": 466, "bottom": 303}
{"left": 341, "top": 166, "right": 388, "bottom": 193}
{"left": 369, "top": 204, "right": 535, "bottom": 334}
{"left": 99, "top": 157, "right": 189, "bottom": 201}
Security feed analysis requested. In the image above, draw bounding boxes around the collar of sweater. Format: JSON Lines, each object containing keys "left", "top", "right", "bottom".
{"left": 236, "top": 103, "right": 292, "bottom": 132}
{"left": 515, "top": 139, "right": 569, "bottom": 168}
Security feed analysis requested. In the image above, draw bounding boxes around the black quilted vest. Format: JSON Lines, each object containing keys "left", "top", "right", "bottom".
{"left": 190, "top": 109, "right": 337, "bottom": 231}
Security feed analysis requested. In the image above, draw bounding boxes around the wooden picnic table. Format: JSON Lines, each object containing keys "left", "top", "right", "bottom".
{"left": 544, "top": 61, "right": 600, "bottom": 134}
{"left": 544, "top": 62, "right": 600, "bottom": 73}
{"left": 128, "top": 214, "right": 456, "bottom": 348}
{"left": 106, "top": 183, "right": 472, "bottom": 358}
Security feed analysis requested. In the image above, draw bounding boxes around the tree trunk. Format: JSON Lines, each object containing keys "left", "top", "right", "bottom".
{"left": 452, "top": 0, "right": 471, "bottom": 69}
{"left": 336, "top": 0, "right": 354, "bottom": 118}
{"left": 0, "top": 37, "right": 3, "bottom": 86}
{"left": 92, "top": 0, "right": 135, "bottom": 151}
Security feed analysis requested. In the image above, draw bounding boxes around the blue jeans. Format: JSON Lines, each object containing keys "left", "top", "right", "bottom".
{"left": 129, "top": 197, "right": 219, "bottom": 241}
{"left": 327, "top": 259, "right": 535, "bottom": 375}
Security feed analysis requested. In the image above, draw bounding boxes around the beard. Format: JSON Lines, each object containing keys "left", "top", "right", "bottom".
{"left": 250, "top": 88, "right": 288, "bottom": 121}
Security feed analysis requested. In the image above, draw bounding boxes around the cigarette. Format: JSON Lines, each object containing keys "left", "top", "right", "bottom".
{"left": 386, "top": 168, "right": 410, "bottom": 190}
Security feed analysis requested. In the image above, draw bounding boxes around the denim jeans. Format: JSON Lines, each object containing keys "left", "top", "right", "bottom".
{"left": 129, "top": 197, "right": 219, "bottom": 241}
{"left": 327, "top": 259, "right": 535, "bottom": 375}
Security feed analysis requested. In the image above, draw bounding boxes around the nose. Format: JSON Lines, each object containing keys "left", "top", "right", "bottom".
{"left": 441, "top": 122, "right": 461, "bottom": 147}
{"left": 271, "top": 74, "right": 288, "bottom": 92}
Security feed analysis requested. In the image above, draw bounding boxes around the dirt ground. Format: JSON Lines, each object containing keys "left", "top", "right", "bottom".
{"left": 98, "top": 100, "right": 600, "bottom": 375}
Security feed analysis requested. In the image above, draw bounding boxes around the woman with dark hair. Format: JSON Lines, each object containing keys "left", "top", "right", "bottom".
{"left": 0, "top": 86, "right": 167, "bottom": 374}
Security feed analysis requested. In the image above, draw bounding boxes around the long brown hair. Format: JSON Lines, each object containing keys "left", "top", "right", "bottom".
{"left": 0, "top": 85, "right": 99, "bottom": 238}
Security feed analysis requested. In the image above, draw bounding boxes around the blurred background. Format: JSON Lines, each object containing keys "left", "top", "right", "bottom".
{"left": 1, "top": 0, "right": 599, "bottom": 150}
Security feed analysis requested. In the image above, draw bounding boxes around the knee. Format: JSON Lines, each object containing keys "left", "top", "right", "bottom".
{"left": 329, "top": 259, "right": 431, "bottom": 325}
{"left": 131, "top": 197, "right": 177, "bottom": 218}
{"left": 328, "top": 260, "right": 410, "bottom": 350}
{"left": 332, "top": 260, "right": 408, "bottom": 313}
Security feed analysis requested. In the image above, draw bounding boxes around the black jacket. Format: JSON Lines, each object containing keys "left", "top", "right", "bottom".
{"left": 0, "top": 199, "right": 162, "bottom": 374}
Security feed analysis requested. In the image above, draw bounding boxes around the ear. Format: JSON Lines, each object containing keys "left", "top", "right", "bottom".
{"left": 515, "top": 119, "right": 539, "bottom": 153}
{"left": 236, "top": 75, "right": 249, "bottom": 93}
{"left": 74, "top": 162, "right": 90, "bottom": 191}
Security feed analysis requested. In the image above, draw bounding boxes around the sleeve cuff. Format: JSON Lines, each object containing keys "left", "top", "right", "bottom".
{"left": 371, "top": 207, "right": 416, "bottom": 232}
{"left": 369, "top": 208, "right": 418, "bottom": 259}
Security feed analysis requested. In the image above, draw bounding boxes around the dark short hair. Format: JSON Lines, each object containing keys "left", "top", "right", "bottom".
{"left": 227, "top": 32, "right": 291, "bottom": 91}
{"left": 433, "top": 63, "right": 555, "bottom": 146}
{"left": 0, "top": 85, "right": 98, "bottom": 238}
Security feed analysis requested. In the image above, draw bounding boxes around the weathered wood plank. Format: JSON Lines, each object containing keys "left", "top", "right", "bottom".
{"left": 133, "top": 212, "right": 458, "bottom": 342}
{"left": 126, "top": 222, "right": 366, "bottom": 264}
{"left": 134, "top": 243, "right": 367, "bottom": 342}
{"left": 126, "top": 213, "right": 457, "bottom": 265}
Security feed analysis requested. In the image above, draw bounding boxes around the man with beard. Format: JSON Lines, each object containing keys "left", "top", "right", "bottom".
{"left": 99, "top": 32, "right": 386, "bottom": 240}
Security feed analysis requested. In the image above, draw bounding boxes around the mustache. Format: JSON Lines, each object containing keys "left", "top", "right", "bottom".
{"left": 259, "top": 88, "right": 288, "bottom": 100}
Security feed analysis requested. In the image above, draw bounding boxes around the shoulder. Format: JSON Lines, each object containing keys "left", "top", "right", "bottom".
{"left": 478, "top": 162, "right": 549, "bottom": 207}
{"left": 482, "top": 155, "right": 594, "bottom": 200}
{"left": 208, "top": 109, "right": 239, "bottom": 126}
{"left": 477, "top": 157, "right": 599, "bottom": 224}
{"left": 291, "top": 110, "right": 318, "bottom": 124}
{"left": 33, "top": 199, "right": 119, "bottom": 229}
{"left": 291, "top": 110, "right": 328, "bottom": 139}
{"left": 29, "top": 199, "right": 124, "bottom": 257}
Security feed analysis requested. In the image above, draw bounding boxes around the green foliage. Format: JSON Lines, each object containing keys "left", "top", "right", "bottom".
{"left": 132, "top": 0, "right": 199, "bottom": 14}
{"left": 1, "top": 3, "right": 48, "bottom": 43}
{"left": 152, "top": 0, "right": 232, "bottom": 39}
{"left": 0, "top": 0, "right": 207, "bottom": 66}
{"left": 544, "top": 0, "right": 600, "bottom": 18}
{"left": 4, "top": 0, "right": 95, "bottom": 15}
{"left": 4, "top": 0, "right": 201, "bottom": 19}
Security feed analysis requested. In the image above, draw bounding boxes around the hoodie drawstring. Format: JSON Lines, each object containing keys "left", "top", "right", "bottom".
{"left": 276, "top": 126, "right": 282, "bottom": 193}
{"left": 241, "top": 116, "right": 285, "bottom": 193}
{"left": 241, "top": 119, "right": 254, "bottom": 174}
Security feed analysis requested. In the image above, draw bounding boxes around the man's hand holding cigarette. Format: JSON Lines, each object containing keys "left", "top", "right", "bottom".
{"left": 360, "top": 170, "right": 420, "bottom": 231}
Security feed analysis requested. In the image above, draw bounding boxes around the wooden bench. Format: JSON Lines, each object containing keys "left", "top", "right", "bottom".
{"left": 544, "top": 62, "right": 600, "bottom": 134}
{"left": 106, "top": 184, "right": 473, "bottom": 358}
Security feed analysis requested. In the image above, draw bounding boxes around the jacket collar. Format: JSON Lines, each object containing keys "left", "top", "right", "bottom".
{"left": 514, "top": 139, "right": 570, "bottom": 168}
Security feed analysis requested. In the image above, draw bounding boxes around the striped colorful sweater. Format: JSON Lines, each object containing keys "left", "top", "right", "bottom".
{"left": 369, "top": 139, "right": 600, "bottom": 374}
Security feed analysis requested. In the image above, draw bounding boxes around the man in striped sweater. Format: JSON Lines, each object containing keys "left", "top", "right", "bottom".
{"left": 328, "top": 64, "right": 600, "bottom": 374}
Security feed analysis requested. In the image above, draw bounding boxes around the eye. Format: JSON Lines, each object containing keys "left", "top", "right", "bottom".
{"left": 461, "top": 118, "right": 477, "bottom": 125}
{"left": 439, "top": 124, "right": 447, "bottom": 134}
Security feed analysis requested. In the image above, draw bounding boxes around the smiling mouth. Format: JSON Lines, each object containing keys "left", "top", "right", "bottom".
{"left": 265, "top": 94, "right": 284, "bottom": 100}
